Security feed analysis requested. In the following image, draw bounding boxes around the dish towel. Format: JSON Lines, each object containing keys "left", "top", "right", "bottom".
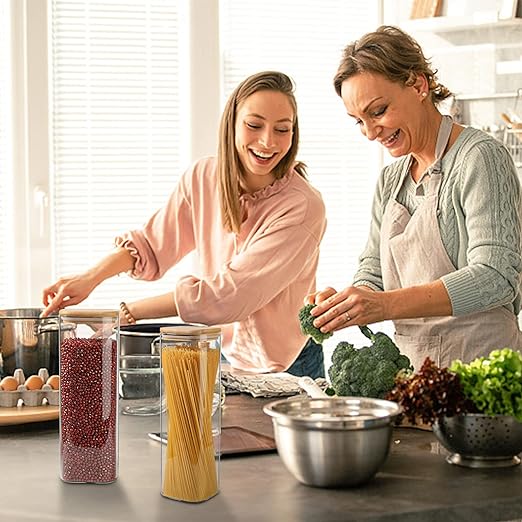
{"left": 221, "top": 370, "right": 328, "bottom": 398}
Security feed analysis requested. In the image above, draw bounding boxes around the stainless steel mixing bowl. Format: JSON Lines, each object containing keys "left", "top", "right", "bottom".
{"left": 433, "top": 413, "right": 522, "bottom": 468}
{"left": 263, "top": 396, "right": 401, "bottom": 487}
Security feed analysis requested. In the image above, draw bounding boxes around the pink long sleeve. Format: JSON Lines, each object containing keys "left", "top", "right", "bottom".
{"left": 115, "top": 166, "right": 196, "bottom": 280}
{"left": 117, "top": 157, "right": 326, "bottom": 372}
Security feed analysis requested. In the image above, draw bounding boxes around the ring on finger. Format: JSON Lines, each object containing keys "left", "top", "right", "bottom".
{"left": 344, "top": 311, "right": 351, "bottom": 322}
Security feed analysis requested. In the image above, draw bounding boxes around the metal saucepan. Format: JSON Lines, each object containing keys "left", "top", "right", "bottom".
{"left": 119, "top": 322, "right": 195, "bottom": 356}
{"left": 0, "top": 308, "right": 76, "bottom": 377}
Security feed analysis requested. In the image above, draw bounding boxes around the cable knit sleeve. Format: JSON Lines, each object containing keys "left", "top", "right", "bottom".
{"left": 114, "top": 164, "right": 197, "bottom": 281}
{"left": 441, "top": 139, "right": 522, "bottom": 315}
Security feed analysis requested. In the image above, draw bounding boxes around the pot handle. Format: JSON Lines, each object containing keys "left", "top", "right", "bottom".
{"left": 34, "top": 316, "right": 60, "bottom": 336}
{"left": 151, "top": 336, "right": 161, "bottom": 355}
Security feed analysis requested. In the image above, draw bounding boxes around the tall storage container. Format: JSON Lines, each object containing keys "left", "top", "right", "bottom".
{"left": 59, "top": 309, "right": 119, "bottom": 483}
{"left": 159, "top": 325, "right": 222, "bottom": 502}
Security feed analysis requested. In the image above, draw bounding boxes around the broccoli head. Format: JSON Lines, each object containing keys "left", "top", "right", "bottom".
{"left": 328, "top": 325, "right": 412, "bottom": 399}
{"left": 298, "top": 304, "right": 333, "bottom": 344}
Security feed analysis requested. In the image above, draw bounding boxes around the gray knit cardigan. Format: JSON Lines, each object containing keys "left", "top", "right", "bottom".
{"left": 353, "top": 126, "right": 522, "bottom": 316}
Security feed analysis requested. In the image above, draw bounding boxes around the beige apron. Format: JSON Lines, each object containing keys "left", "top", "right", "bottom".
{"left": 380, "top": 115, "right": 522, "bottom": 371}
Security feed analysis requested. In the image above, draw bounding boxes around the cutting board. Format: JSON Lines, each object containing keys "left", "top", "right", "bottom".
{"left": 220, "top": 426, "right": 277, "bottom": 456}
{"left": 149, "top": 426, "right": 277, "bottom": 457}
{"left": 0, "top": 405, "right": 59, "bottom": 426}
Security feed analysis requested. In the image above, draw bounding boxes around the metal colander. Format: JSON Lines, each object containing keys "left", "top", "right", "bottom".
{"left": 432, "top": 413, "right": 522, "bottom": 468}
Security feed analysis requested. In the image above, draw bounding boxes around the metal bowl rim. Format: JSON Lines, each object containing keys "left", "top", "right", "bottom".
{"left": 263, "top": 396, "right": 401, "bottom": 429}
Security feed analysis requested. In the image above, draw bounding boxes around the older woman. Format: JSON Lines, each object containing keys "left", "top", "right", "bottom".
{"left": 308, "top": 26, "right": 522, "bottom": 370}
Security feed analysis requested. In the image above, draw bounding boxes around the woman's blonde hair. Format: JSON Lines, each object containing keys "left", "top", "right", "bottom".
{"left": 218, "top": 71, "right": 306, "bottom": 234}
{"left": 333, "top": 25, "right": 452, "bottom": 104}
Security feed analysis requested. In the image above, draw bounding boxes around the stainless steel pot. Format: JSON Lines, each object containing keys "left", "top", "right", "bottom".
{"left": 0, "top": 308, "right": 75, "bottom": 377}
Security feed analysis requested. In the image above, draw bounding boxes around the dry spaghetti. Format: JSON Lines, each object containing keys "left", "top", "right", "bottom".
{"left": 162, "top": 343, "right": 220, "bottom": 502}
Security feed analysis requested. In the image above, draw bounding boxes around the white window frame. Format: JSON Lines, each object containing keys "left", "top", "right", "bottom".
{"left": 10, "top": 0, "right": 223, "bottom": 307}
{"left": 7, "top": 0, "right": 51, "bottom": 307}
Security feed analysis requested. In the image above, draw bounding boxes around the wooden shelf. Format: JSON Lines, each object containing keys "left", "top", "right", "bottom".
{"left": 402, "top": 15, "right": 522, "bottom": 34}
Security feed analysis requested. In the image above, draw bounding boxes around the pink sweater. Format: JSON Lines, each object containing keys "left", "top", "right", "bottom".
{"left": 115, "top": 156, "right": 326, "bottom": 372}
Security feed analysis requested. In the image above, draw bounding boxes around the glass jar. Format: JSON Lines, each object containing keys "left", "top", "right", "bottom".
{"left": 159, "top": 325, "right": 221, "bottom": 502}
{"left": 58, "top": 309, "right": 119, "bottom": 484}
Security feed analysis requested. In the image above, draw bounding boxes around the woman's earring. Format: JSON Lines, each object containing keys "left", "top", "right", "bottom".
{"left": 422, "top": 92, "right": 428, "bottom": 98}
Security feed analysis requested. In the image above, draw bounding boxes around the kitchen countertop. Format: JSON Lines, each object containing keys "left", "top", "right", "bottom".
{"left": 1, "top": 394, "right": 522, "bottom": 522}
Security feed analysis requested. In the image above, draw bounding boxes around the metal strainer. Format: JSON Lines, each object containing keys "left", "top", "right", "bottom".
{"left": 432, "top": 413, "right": 522, "bottom": 468}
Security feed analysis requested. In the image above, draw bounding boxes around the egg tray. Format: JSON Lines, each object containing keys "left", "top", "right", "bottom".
{"left": 0, "top": 368, "right": 59, "bottom": 408}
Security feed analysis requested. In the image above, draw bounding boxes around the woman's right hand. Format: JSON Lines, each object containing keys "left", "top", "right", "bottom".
{"left": 41, "top": 247, "right": 137, "bottom": 317}
{"left": 41, "top": 274, "right": 97, "bottom": 317}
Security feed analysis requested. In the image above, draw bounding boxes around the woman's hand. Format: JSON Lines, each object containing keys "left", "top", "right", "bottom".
{"left": 41, "top": 247, "right": 137, "bottom": 318}
{"left": 304, "top": 286, "right": 337, "bottom": 305}
{"left": 41, "top": 274, "right": 97, "bottom": 317}
{"left": 308, "top": 285, "right": 383, "bottom": 333}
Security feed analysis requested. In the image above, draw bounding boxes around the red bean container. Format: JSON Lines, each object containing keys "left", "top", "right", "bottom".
{"left": 58, "top": 309, "right": 119, "bottom": 484}
{"left": 160, "top": 325, "right": 221, "bottom": 502}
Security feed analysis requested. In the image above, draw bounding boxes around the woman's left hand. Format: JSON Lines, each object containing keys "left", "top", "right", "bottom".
{"left": 309, "top": 285, "right": 385, "bottom": 333}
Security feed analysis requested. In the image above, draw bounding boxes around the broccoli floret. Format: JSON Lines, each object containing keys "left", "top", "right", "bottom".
{"left": 328, "top": 325, "right": 412, "bottom": 399}
{"left": 396, "top": 354, "right": 412, "bottom": 371}
{"left": 298, "top": 304, "right": 333, "bottom": 344}
{"left": 328, "top": 363, "right": 341, "bottom": 384}
{"left": 373, "top": 335, "right": 400, "bottom": 362}
{"left": 331, "top": 363, "right": 357, "bottom": 396}
{"left": 373, "top": 360, "right": 399, "bottom": 395}
{"left": 331, "top": 341, "right": 357, "bottom": 367}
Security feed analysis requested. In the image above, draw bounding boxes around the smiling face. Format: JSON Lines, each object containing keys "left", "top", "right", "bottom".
{"left": 234, "top": 89, "right": 294, "bottom": 192}
{"left": 341, "top": 71, "right": 429, "bottom": 159}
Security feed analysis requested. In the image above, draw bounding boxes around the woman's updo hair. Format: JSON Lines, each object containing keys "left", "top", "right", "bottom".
{"left": 333, "top": 25, "right": 452, "bottom": 105}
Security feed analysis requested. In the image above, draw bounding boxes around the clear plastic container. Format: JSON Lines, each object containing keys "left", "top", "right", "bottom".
{"left": 160, "top": 325, "right": 221, "bottom": 502}
{"left": 58, "top": 309, "right": 119, "bottom": 484}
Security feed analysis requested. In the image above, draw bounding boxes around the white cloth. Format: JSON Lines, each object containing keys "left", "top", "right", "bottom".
{"left": 221, "top": 369, "right": 328, "bottom": 398}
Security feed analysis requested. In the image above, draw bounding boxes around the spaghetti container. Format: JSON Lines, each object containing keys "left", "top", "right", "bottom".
{"left": 160, "top": 325, "right": 222, "bottom": 502}
{"left": 58, "top": 309, "right": 119, "bottom": 484}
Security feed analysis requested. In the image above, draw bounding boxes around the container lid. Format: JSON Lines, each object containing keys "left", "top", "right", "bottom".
{"left": 58, "top": 308, "right": 119, "bottom": 319}
{"left": 160, "top": 325, "right": 221, "bottom": 338}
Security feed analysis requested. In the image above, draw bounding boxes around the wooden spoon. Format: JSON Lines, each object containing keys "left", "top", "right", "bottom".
{"left": 501, "top": 112, "right": 513, "bottom": 127}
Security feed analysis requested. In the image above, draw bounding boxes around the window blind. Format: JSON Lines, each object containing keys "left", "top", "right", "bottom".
{"left": 0, "top": 1, "right": 14, "bottom": 307}
{"left": 220, "top": 1, "right": 387, "bottom": 351}
{"left": 51, "top": 0, "right": 190, "bottom": 309}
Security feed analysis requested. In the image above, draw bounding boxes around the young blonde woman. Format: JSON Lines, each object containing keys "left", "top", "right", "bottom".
{"left": 308, "top": 26, "right": 522, "bottom": 370}
{"left": 42, "top": 71, "right": 327, "bottom": 378}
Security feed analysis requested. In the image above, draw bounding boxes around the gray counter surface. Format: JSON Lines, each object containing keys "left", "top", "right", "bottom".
{"left": 1, "top": 394, "right": 522, "bottom": 522}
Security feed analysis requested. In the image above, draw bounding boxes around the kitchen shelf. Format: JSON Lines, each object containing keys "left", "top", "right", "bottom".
{"left": 402, "top": 15, "right": 522, "bottom": 34}
{"left": 455, "top": 91, "right": 520, "bottom": 101}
